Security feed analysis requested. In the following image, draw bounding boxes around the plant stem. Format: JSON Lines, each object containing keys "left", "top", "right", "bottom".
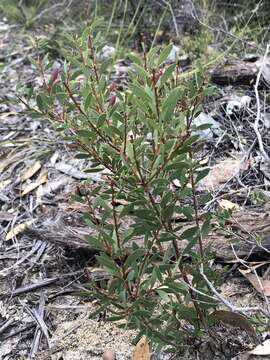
{"left": 63, "top": 82, "right": 120, "bottom": 153}
{"left": 189, "top": 152, "right": 204, "bottom": 261}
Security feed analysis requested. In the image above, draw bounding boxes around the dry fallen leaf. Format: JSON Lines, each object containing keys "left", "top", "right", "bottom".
{"left": 211, "top": 310, "right": 257, "bottom": 340}
{"left": 218, "top": 199, "right": 240, "bottom": 210}
{"left": 5, "top": 220, "right": 35, "bottom": 241}
{"left": 21, "top": 160, "right": 42, "bottom": 182}
{"left": 36, "top": 184, "right": 44, "bottom": 205}
{"left": 239, "top": 269, "right": 270, "bottom": 296}
{"left": 0, "top": 179, "right": 11, "bottom": 191}
{"left": 21, "top": 170, "right": 48, "bottom": 196}
{"left": 36, "top": 170, "right": 48, "bottom": 184}
{"left": 21, "top": 183, "right": 40, "bottom": 196}
{"left": 132, "top": 336, "right": 150, "bottom": 360}
{"left": 247, "top": 338, "right": 270, "bottom": 356}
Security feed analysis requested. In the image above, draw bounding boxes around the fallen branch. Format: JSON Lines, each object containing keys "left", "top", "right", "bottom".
{"left": 254, "top": 44, "right": 270, "bottom": 161}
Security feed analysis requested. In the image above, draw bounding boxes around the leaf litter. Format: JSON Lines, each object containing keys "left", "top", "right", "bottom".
{"left": 1, "top": 16, "right": 270, "bottom": 360}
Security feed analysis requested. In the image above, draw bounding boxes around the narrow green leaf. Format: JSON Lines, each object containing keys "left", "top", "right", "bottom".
{"left": 196, "top": 168, "right": 210, "bottom": 183}
{"left": 125, "top": 249, "right": 145, "bottom": 268}
{"left": 157, "top": 44, "right": 173, "bottom": 66}
{"left": 129, "top": 83, "right": 152, "bottom": 104}
{"left": 157, "top": 63, "right": 176, "bottom": 90}
{"left": 162, "top": 87, "right": 184, "bottom": 122}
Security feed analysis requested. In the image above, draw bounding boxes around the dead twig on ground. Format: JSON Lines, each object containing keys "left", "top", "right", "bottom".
{"left": 10, "top": 270, "right": 83, "bottom": 296}
{"left": 254, "top": 44, "right": 270, "bottom": 162}
{"left": 0, "top": 240, "right": 44, "bottom": 277}
{"left": 20, "top": 299, "right": 51, "bottom": 349}
{"left": 200, "top": 265, "right": 268, "bottom": 317}
{"left": 30, "top": 293, "right": 46, "bottom": 357}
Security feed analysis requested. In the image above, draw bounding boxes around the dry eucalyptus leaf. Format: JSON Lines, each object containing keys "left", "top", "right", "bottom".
{"left": 132, "top": 336, "right": 150, "bottom": 360}
{"left": 21, "top": 160, "right": 42, "bottom": 182}
{"left": 21, "top": 183, "right": 40, "bottom": 196}
{"left": 36, "top": 170, "right": 48, "bottom": 184}
{"left": 239, "top": 269, "right": 270, "bottom": 296}
{"left": 218, "top": 199, "right": 240, "bottom": 210}
{"left": 211, "top": 310, "right": 257, "bottom": 339}
{"left": 21, "top": 171, "right": 48, "bottom": 196}
{"left": 0, "top": 179, "right": 11, "bottom": 191}
{"left": 5, "top": 220, "right": 35, "bottom": 241}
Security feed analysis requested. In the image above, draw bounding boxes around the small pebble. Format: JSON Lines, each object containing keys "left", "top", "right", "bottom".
{"left": 103, "top": 350, "right": 116, "bottom": 360}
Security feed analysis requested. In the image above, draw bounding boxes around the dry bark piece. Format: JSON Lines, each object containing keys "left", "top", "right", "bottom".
{"left": 21, "top": 160, "right": 42, "bottom": 182}
{"left": 24, "top": 201, "right": 270, "bottom": 263}
{"left": 198, "top": 156, "right": 249, "bottom": 191}
{"left": 211, "top": 310, "right": 257, "bottom": 340}
{"left": 239, "top": 269, "right": 270, "bottom": 296}
{"left": 132, "top": 336, "right": 150, "bottom": 360}
{"left": 55, "top": 162, "right": 89, "bottom": 180}
{"left": 210, "top": 60, "right": 258, "bottom": 85}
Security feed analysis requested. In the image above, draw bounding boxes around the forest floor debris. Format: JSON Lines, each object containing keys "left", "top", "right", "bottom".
{"left": 1, "top": 18, "right": 270, "bottom": 359}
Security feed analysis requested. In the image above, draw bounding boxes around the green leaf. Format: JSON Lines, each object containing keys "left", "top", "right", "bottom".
{"left": 94, "top": 197, "right": 112, "bottom": 212}
{"left": 158, "top": 63, "right": 176, "bottom": 90}
{"left": 75, "top": 153, "right": 90, "bottom": 159}
{"left": 129, "top": 53, "right": 143, "bottom": 66}
{"left": 83, "top": 92, "right": 92, "bottom": 111}
{"left": 97, "top": 113, "right": 107, "bottom": 127}
{"left": 97, "top": 253, "right": 121, "bottom": 276}
{"left": 146, "top": 46, "right": 160, "bottom": 69}
{"left": 84, "top": 167, "right": 104, "bottom": 173}
{"left": 125, "top": 249, "right": 145, "bottom": 268}
{"left": 134, "top": 209, "right": 156, "bottom": 221}
{"left": 129, "top": 83, "right": 153, "bottom": 104}
{"left": 157, "top": 44, "right": 173, "bottom": 66}
{"left": 196, "top": 168, "right": 210, "bottom": 183}
{"left": 181, "top": 226, "right": 198, "bottom": 240}
{"left": 162, "top": 87, "right": 184, "bottom": 122}
{"left": 160, "top": 191, "right": 173, "bottom": 207}
{"left": 201, "top": 219, "right": 212, "bottom": 238}
{"left": 85, "top": 234, "right": 103, "bottom": 249}
{"left": 132, "top": 63, "right": 147, "bottom": 79}
{"left": 70, "top": 69, "right": 83, "bottom": 81}
{"left": 176, "top": 304, "right": 198, "bottom": 322}
{"left": 36, "top": 94, "right": 49, "bottom": 111}
{"left": 157, "top": 289, "right": 170, "bottom": 301}
{"left": 162, "top": 204, "right": 175, "bottom": 222}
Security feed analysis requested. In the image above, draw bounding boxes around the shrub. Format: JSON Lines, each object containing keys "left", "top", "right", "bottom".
{"left": 0, "top": 0, "right": 49, "bottom": 26}
{"left": 25, "top": 23, "right": 220, "bottom": 351}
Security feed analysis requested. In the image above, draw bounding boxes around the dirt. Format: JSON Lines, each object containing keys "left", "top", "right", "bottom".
{"left": 1, "top": 16, "right": 270, "bottom": 360}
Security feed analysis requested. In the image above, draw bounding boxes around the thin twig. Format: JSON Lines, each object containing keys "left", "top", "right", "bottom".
{"left": 200, "top": 266, "right": 268, "bottom": 316}
{"left": 30, "top": 0, "right": 70, "bottom": 23}
{"left": 254, "top": 44, "right": 270, "bottom": 161}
